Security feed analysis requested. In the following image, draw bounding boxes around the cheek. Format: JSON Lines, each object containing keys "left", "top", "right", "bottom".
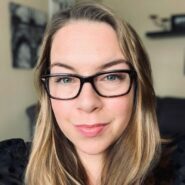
{"left": 51, "top": 100, "right": 74, "bottom": 123}
{"left": 105, "top": 93, "right": 134, "bottom": 136}
{"left": 106, "top": 95, "right": 133, "bottom": 118}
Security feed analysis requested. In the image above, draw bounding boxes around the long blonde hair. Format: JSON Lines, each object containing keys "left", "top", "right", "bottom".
{"left": 25, "top": 1, "right": 161, "bottom": 185}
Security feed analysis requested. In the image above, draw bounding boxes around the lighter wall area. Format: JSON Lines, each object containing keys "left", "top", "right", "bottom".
{"left": 0, "top": 0, "right": 48, "bottom": 141}
{"left": 103, "top": 0, "right": 185, "bottom": 98}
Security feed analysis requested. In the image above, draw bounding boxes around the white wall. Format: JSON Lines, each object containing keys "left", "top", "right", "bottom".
{"left": 103, "top": 0, "right": 185, "bottom": 98}
{"left": 0, "top": 0, "right": 48, "bottom": 141}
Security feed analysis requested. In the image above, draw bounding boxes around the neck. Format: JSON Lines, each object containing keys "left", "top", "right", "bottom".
{"left": 77, "top": 150, "right": 104, "bottom": 185}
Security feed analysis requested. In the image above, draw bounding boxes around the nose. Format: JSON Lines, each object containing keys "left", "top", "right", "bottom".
{"left": 76, "top": 83, "right": 103, "bottom": 113}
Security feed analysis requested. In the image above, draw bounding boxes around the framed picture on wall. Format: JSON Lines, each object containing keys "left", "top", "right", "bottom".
{"left": 48, "top": 0, "right": 76, "bottom": 18}
{"left": 9, "top": 2, "right": 47, "bottom": 69}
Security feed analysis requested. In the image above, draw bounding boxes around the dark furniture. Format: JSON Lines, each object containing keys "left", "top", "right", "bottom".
{"left": 156, "top": 96, "right": 185, "bottom": 137}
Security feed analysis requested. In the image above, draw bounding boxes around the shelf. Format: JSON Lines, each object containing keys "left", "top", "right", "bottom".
{"left": 146, "top": 30, "right": 185, "bottom": 38}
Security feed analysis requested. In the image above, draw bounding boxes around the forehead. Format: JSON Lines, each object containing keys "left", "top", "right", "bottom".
{"left": 52, "top": 19, "right": 117, "bottom": 41}
{"left": 51, "top": 19, "right": 120, "bottom": 51}
{"left": 50, "top": 20, "right": 126, "bottom": 73}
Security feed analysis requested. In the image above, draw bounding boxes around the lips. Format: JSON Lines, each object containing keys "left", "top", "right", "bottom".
{"left": 75, "top": 123, "right": 107, "bottom": 137}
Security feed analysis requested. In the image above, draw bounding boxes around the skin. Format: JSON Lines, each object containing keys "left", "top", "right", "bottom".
{"left": 50, "top": 20, "right": 134, "bottom": 184}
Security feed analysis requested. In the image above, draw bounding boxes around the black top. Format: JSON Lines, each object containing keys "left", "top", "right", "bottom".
{"left": 0, "top": 136, "right": 185, "bottom": 185}
{"left": 0, "top": 139, "right": 30, "bottom": 185}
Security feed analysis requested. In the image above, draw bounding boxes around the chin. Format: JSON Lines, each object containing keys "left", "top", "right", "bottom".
{"left": 75, "top": 140, "right": 113, "bottom": 156}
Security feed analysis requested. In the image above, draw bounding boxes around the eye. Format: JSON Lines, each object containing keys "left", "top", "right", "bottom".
{"left": 106, "top": 74, "right": 119, "bottom": 81}
{"left": 55, "top": 76, "right": 74, "bottom": 84}
{"left": 103, "top": 73, "right": 127, "bottom": 81}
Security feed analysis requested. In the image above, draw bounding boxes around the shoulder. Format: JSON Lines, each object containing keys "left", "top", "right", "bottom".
{"left": 0, "top": 138, "right": 31, "bottom": 185}
{"left": 145, "top": 135, "right": 185, "bottom": 185}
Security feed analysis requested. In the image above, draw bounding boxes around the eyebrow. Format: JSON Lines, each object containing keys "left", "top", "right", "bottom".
{"left": 50, "top": 59, "right": 130, "bottom": 71}
{"left": 98, "top": 59, "right": 130, "bottom": 70}
{"left": 50, "top": 62, "right": 75, "bottom": 71}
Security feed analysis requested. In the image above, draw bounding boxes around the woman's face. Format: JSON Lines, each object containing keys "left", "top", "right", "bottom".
{"left": 50, "top": 20, "right": 134, "bottom": 157}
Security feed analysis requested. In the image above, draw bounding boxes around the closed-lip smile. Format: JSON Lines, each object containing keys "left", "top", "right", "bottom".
{"left": 75, "top": 123, "right": 108, "bottom": 137}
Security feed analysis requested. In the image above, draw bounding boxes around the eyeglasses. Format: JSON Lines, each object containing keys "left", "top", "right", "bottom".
{"left": 41, "top": 69, "right": 136, "bottom": 100}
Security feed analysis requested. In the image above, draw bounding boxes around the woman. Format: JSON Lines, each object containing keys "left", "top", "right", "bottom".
{"left": 0, "top": 1, "right": 183, "bottom": 185}
{"left": 25, "top": 1, "right": 161, "bottom": 185}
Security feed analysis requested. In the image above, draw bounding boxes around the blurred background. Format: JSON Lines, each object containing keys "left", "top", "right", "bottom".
{"left": 0, "top": 0, "right": 184, "bottom": 141}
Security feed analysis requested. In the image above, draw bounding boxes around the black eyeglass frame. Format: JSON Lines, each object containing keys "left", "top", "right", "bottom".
{"left": 41, "top": 69, "right": 137, "bottom": 100}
